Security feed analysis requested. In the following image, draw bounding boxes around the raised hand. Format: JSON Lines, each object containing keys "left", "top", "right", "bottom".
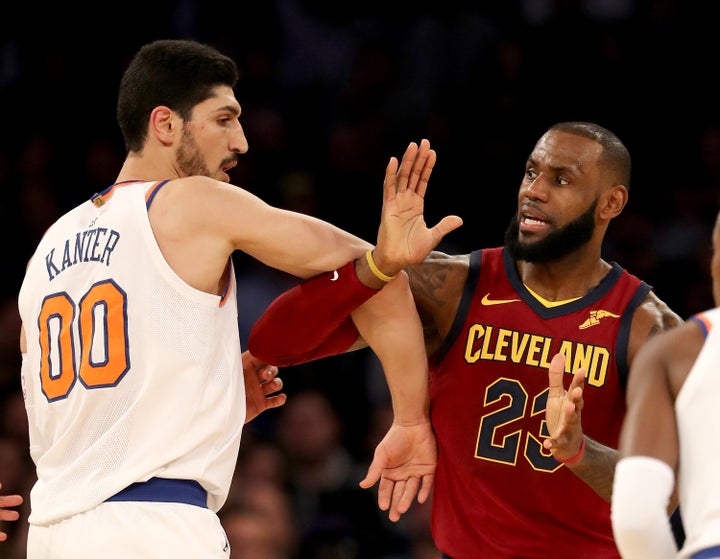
{"left": 542, "top": 353, "right": 586, "bottom": 462}
{"left": 242, "top": 351, "right": 286, "bottom": 423}
{"left": 359, "top": 420, "right": 436, "bottom": 522}
{"left": 373, "top": 139, "right": 463, "bottom": 275}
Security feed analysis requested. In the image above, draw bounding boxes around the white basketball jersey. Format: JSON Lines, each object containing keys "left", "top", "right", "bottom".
{"left": 675, "top": 306, "right": 720, "bottom": 558}
{"left": 18, "top": 180, "right": 246, "bottom": 525}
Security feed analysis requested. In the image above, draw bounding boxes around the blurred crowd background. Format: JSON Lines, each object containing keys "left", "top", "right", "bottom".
{"left": 1, "top": 1, "right": 719, "bottom": 557}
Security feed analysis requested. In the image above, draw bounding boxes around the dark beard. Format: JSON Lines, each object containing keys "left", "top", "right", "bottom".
{"left": 176, "top": 125, "right": 211, "bottom": 177}
{"left": 504, "top": 200, "right": 597, "bottom": 263}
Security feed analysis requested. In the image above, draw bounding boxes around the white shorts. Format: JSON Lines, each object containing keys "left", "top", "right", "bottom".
{"left": 27, "top": 500, "right": 230, "bottom": 558}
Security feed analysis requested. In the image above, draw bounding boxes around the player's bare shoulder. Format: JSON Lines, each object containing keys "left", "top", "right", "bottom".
{"left": 406, "top": 251, "right": 470, "bottom": 306}
{"left": 151, "top": 176, "right": 261, "bottom": 235}
{"left": 627, "top": 290, "right": 684, "bottom": 365}
{"left": 639, "top": 291, "right": 683, "bottom": 335}
{"left": 406, "top": 251, "right": 470, "bottom": 353}
{"left": 147, "top": 176, "right": 212, "bottom": 233}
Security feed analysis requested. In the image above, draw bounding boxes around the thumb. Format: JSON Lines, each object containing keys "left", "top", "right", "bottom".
{"left": 359, "top": 455, "right": 383, "bottom": 489}
{"left": 431, "top": 215, "right": 464, "bottom": 248}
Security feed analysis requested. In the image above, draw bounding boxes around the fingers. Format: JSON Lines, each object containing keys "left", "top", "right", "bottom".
{"left": 414, "top": 144, "right": 435, "bottom": 198}
{"left": 417, "top": 473, "right": 434, "bottom": 504}
{"left": 0, "top": 509, "right": 19, "bottom": 522}
{"left": 261, "top": 377, "right": 283, "bottom": 396}
{"left": 263, "top": 393, "right": 287, "bottom": 410}
{"left": 383, "top": 156, "right": 400, "bottom": 203}
{"left": 387, "top": 480, "right": 406, "bottom": 521}
{"left": 395, "top": 141, "right": 419, "bottom": 194}
{"left": 255, "top": 363, "right": 279, "bottom": 383}
{"left": 258, "top": 375, "right": 284, "bottom": 404}
{"left": 362, "top": 472, "right": 433, "bottom": 522}
{"left": 388, "top": 139, "right": 435, "bottom": 196}
{"left": 0, "top": 486, "right": 23, "bottom": 509}
{"left": 381, "top": 475, "right": 432, "bottom": 522}
{"left": 386, "top": 479, "right": 407, "bottom": 522}
{"left": 0, "top": 495, "right": 22, "bottom": 508}
{"left": 390, "top": 476, "right": 422, "bottom": 521}
{"left": 405, "top": 139, "right": 431, "bottom": 195}
{"left": 547, "top": 352, "right": 566, "bottom": 395}
{"left": 569, "top": 367, "right": 586, "bottom": 392}
{"left": 0, "top": 491, "right": 22, "bottom": 530}
{"left": 376, "top": 476, "right": 394, "bottom": 512}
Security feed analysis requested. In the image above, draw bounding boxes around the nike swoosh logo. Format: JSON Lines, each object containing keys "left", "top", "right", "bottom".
{"left": 481, "top": 293, "right": 521, "bottom": 306}
{"left": 330, "top": 270, "right": 339, "bottom": 281}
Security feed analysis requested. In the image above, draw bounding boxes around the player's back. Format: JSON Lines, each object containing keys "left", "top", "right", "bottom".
{"left": 18, "top": 180, "right": 245, "bottom": 525}
{"left": 675, "top": 306, "right": 720, "bottom": 558}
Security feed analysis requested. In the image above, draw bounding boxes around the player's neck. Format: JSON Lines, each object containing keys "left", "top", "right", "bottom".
{"left": 516, "top": 256, "right": 610, "bottom": 302}
{"left": 116, "top": 152, "right": 180, "bottom": 183}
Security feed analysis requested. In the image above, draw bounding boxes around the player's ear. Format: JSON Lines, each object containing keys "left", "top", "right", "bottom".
{"left": 599, "top": 184, "right": 628, "bottom": 219}
{"left": 148, "top": 106, "right": 177, "bottom": 146}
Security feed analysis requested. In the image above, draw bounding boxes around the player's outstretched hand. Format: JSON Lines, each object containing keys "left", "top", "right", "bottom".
{"left": 359, "top": 420, "right": 436, "bottom": 522}
{"left": 242, "top": 351, "right": 286, "bottom": 424}
{"left": 373, "top": 139, "right": 463, "bottom": 274}
{"left": 0, "top": 484, "right": 23, "bottom": 541}
{"left": 542, "top": 353, "right": 586, "bottom": 462}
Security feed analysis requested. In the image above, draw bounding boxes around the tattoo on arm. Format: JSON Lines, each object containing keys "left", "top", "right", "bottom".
{"left": 568, "top": 437, "right": 617, "bottom": 503}
{"left": 660, "top": 308, "right": 683, "bottom": 331}
{"left": 408, "top": 261, "right": 453, "bottom": 309}
{"left": 644, "top": 296, "right": 683, "bottom": 338}
{"left": 408, "top": 259, "right": 461, "bottom": 353}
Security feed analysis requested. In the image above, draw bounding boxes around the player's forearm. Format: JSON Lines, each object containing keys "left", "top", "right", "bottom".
{"left": 351, "top": 272, "right": 431, "bottom": 425}
{"left": 248, "top": 248, "right": 410, "bottom": 366}
{"left": 564, "top": 436, "right": 618, "bottom": 502}
{"left": 248, "top": 258, "right": 377, "bottom": 366}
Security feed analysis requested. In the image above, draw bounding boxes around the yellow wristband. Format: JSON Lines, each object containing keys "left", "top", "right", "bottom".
{"left": 365, "top": 250, "right": 396, "bottom": 282}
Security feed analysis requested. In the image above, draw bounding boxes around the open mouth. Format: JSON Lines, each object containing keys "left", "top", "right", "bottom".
{"left": 521, "top": 214, "right": 548, "bottom": 226}
{"left": 222, "top": 160, "right": 237, "bottom": 173}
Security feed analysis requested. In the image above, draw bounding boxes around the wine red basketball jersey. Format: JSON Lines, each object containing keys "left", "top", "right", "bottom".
{"left": 429, "top": 247, "right": 650, "bottom": 559}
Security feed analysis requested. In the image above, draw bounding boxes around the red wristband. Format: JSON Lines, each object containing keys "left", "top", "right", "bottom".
{"left": 557, "top": 437, "right": 585, "bottom": 464}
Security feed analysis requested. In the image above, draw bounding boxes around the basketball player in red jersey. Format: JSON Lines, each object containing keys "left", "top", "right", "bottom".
{"left": 250, "top": 121, "right": 684, "bottom": 558}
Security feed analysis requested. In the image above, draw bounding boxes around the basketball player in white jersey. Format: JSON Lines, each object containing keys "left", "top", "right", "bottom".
{"left": 611, "top": 208, "right": 720, "bottom": 558}
{"left": 18, "top": 39, "right": 462, "bottom": 558}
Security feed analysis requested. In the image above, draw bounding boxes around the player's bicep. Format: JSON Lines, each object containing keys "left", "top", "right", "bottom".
{"left": 210, "top": 188, "right": 370, "bottom": 278}
{"left": 407, "top": 252, "right": 469, "bottom": 351}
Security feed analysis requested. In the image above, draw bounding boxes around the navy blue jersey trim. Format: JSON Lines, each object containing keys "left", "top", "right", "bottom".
{"left": 616, "top": 281, "right": 652, "bottom": 392}
{"left": 106, "top": 477, "right": 207, "bottom": 508}
{"left": 503, "top": 249, "right": 626, "bottom": 319}
{"left": 145, "top": 179, "right": 171, "bottom": 210}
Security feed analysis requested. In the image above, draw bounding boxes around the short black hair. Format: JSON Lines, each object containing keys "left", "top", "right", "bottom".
{"left": 548, "top": 121, "right": 631, "bottom": 190}
{"left": 117, "top": 39, "right": 239, "bottom": 153}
